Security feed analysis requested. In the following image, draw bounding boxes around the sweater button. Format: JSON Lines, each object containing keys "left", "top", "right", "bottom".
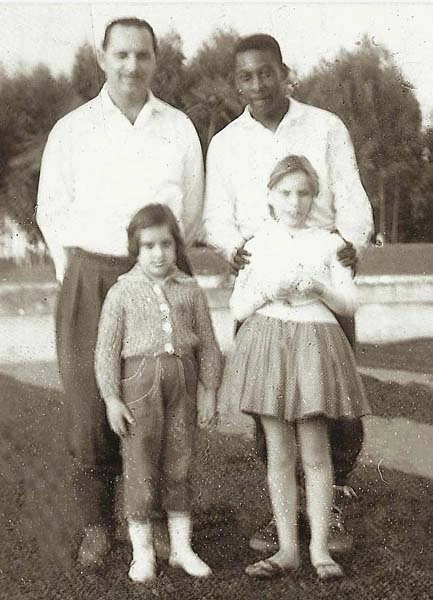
{"left": 164, "top": 343, "right": 174, "bottom": 354}
{"left": 162, "top": 321, "right": 172, "bottom": 333}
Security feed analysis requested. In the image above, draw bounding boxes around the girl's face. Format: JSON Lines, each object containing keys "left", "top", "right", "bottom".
{"left": 268, "top": 170, "right": 314, "bottom": 228}
{"left": 137, "top": 224, "right": 177, "bottom": 280}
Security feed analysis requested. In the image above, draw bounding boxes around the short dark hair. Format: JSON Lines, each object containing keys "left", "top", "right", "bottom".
{"left": 102, "top": 17, "right": 157, "bottom": 52}
{"left": 127, "top": 204, "right": 190, "bottom": 272}
{"left": 234, "top": 34, "right": 283, "bottom": 65}
{"left": 268, "top": 155, "right": 320, "bottom": 197}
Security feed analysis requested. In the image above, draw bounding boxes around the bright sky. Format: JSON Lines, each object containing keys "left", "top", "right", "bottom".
{"left": 1, "top": 1, "right": 432, "bottom": 125}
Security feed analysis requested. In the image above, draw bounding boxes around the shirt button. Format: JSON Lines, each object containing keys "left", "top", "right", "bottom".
{"left": 164, "top": 343, "right": 174, "bottom": 354}
{"left": 159, "top": 302, "right": 169, "bottom": 314}
{"left": 162, "top": 321, "right": 172, "bottom": 333}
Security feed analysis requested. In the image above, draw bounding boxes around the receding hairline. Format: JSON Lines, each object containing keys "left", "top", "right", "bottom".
{"left": 102, "top": 17, "right": 157, "bottom": 52}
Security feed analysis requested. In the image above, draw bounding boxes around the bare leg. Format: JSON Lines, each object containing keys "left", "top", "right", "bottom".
{"left": 297, "top": 417, "right": 343, "bottom": 579}
{"left": 247, "top": 415, "right": 300, "bottom": 572}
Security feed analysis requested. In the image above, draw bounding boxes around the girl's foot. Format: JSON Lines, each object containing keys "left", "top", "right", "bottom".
{"left": 310, "top": 548, "right": 343, "bottom": 580}
{"left": 128, "top": 557, "right": 156, "bottom": 583}
{"left": 245, "top": 550, "right": 300, "bottom": 578}
{"left": 169, "top": 549, "right": 212, "bottom": 578}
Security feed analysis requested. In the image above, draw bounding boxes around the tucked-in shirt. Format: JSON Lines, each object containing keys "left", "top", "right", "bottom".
{"left": 37, "top": 85, "right": 204, "bottom": 281}
{"left": 230, "top": 221, "right": 357, "bottom": 324}
{"left": 204, "top": 98, "right": 374, "bottom": 260}
{"left": 95, "top": 265, "right": 223, "bottom": 399}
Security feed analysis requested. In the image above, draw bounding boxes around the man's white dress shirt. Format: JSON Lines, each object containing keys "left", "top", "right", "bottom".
{"left": 37, "top": 85, "right": 204, "bottom": 281}
{"left": 204, "top": 98, "right": 374, "bottom": 260}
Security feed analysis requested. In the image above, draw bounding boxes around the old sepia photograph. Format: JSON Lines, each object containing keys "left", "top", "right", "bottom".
{"left": 1, "top": 2, "right": 433, "bottom": 598}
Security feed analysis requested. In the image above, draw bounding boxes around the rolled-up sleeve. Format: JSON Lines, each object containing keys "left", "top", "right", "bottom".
{"left": 327, "top": 117, "right": 374, "bottom": 256}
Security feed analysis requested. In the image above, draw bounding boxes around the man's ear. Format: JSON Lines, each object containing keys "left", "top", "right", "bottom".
{"left": 96, "top": 48, "right": 106, "bottom": 73}
{"left": 281, "top": 63, "right": 290, "bottom": 82}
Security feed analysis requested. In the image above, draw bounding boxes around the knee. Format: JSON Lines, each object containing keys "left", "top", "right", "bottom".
{"left": 302, "top": 451, "right": 331, "bottom": 472}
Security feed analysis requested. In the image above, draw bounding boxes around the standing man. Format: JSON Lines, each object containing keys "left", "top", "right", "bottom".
{"left": 204, "top": 34, "right": 374, "bottom": 553}
{"left": 37, "top": 17, "right": 203, "bottom": 567}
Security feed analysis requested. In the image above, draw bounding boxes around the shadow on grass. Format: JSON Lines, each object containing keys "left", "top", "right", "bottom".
{"left": 2, "top": 372, "right": 433, "bottom": 599}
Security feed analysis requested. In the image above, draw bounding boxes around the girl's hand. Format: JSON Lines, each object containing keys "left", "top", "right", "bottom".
{"left": 292, "top": 275, "right": 324, "bottom": 295}
{"left": 197, "top": 387, "right": 217, "bottom": 428}
{"left": 104, "top": 396, "right": 136, "bottom": 437}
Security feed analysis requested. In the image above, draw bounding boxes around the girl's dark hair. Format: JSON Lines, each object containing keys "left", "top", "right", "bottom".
{"left": 127, "top": 204, "right": 191, "bottom": 274}
{"left": 268, "top": 154, "right": 320, "bottom": 197}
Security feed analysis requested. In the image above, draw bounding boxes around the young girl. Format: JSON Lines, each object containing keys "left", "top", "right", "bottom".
{"left": 95, "top": 204, "right": 222, "bottom": 583}
{"left": 219, "top": 155, "right": 370, "bottom": 580}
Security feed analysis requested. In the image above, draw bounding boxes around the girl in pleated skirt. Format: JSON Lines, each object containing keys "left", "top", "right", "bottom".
{"left": 219, "top": 155, "right": 370, "bottom": 580}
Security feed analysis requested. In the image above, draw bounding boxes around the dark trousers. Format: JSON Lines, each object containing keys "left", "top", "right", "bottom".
{"left": 252, "top": 313, "right": 364, "bottom": 486}
{"left": 56, "top": 248, "right": 134, "bottom": 528}
{"left": 121, "top": 353, "right": 197, "bottom": 521}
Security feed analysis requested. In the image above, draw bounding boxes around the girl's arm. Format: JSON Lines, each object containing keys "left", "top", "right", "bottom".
{"left": 95, "top": 287, "right": 125, "bottom": 401}
{"left": 192, "top": 285, "right": 224, "bottom": 392}
{"left": 229, "top": 251, "right": 272, "bottom": 322}
{"left": 316, "top": 253, "right": 358, "bottom": 317}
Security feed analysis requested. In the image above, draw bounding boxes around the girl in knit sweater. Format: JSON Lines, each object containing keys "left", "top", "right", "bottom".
{"left": 219, "top": 155, "right": 370, "bottom": 580}
{"left": 95, "top": 204, "right": 222, "bottom": 583}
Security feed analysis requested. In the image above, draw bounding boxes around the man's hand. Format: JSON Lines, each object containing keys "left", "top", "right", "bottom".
{"left": 232, "top": 246, "right": 251, "bottom": 273}
{"left": 104, "top": 396, "right": 136, "bottom": 437}
{"left": 197, "top": 387, "right": 217, "bottom": 428}
{"left": 337, "top": 240, "right": 357, "bottom": 270}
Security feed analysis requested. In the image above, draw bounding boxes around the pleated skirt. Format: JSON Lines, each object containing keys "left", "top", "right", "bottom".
{"left": 218, "top": 313, "right": 370, "bottom": 423}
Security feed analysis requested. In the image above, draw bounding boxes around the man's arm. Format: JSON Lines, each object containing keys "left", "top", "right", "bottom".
{"left": 179, "top": 118, "right": 205, "bottom": 246}
{"left": 203, "top": 136, "right": 245, "bottom": 261}
{"left": 327, "top": 117, "right": 374, "bottom": 256}
{"left": 36, "top": 122, "right": 73, "bottom": 283}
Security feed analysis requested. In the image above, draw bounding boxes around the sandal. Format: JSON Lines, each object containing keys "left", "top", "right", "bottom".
{"left": 314, "top": 560, "right": 344, "bottom": 580}
{"left": 245, "top": 558, "right": 297, "bottom": 579}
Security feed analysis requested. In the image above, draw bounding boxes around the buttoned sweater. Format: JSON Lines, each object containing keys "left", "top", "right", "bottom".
{"left": 95, "top": 265, "right": 223, "bottom": 399}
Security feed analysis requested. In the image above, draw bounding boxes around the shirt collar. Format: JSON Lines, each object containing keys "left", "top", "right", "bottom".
{"left": 99, "top": 84, "right": 164, "bottom": 126}
{"left": 124, "top": 263, "right": 192, "bottom": 284}
{"left": 239, "top": 97, "right": 305, "bottom": 131}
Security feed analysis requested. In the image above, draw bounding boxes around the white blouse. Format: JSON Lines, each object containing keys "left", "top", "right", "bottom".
{"left": 229, "top": 221, "right": 358, "bottom": 324}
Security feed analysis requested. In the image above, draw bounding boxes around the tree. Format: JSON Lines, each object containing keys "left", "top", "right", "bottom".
{"left": 296, "top": 36, "right": 424, "bottom": 242}
{"left": 182, "top": 29, "right": 244, "bottom": 151}
{"left": 0, "top": 65, "right": 73, "bottom": 242}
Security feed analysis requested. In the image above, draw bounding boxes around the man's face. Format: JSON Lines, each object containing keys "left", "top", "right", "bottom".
{"left": 235, "top": 49, "right": 287, "bottom": 119}
{"left": 98, "top": 24, "right": 157, "bottom": 103}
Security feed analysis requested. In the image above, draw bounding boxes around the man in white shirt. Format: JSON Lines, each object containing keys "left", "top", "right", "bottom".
{"left": 204, "top": 33, "right": 374, "bottom": 555}
{"left": 37, "top": 17, "right": 203, "bottom": 566}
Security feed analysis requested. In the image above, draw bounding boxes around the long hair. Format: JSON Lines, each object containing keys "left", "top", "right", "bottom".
{"left": 127, "top": 204, "right": 192, "bottom": 275}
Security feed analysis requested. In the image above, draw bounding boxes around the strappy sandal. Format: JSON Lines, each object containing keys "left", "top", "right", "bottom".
{"left": 245, "top": 558, "right": 297, "bottom": 579}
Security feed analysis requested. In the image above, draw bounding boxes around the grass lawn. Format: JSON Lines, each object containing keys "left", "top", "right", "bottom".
{"left": 2, "top": 370, "right": 433, "bottom": 599}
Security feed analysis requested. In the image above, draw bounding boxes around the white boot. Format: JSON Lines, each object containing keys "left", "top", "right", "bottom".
{"left": 168, "top": 511, "right": 212, "bottom": 577}
{"left": 128, "top": 520, "right": 156, "bottom": 583}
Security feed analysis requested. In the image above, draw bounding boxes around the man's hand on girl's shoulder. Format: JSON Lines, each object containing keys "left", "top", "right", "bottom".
{"left": 232, "top": 245, "right": 251, "bottom": 273}
{"left": 104, "top": 396, "right": 136, "bottom": 437}
{"left": 337, "top": 240, "right": 357, "bottom": 270}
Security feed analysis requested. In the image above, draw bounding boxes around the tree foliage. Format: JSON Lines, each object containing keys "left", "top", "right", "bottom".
{"left": 295, "top": 36, "right": 424, "bottom": 242}
{"left": 1, "top": 31, "right": 432, "bottom": 246}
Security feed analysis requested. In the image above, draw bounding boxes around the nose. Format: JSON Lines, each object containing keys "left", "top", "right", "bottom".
{"left": 153, "top": 245, "right": 164, "bottom": 260}
{"left": 125, "top": 54, "right": 139, "bottom": 73}
{"left": 251, "top": 74, "right": 265, "bottom": 93}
